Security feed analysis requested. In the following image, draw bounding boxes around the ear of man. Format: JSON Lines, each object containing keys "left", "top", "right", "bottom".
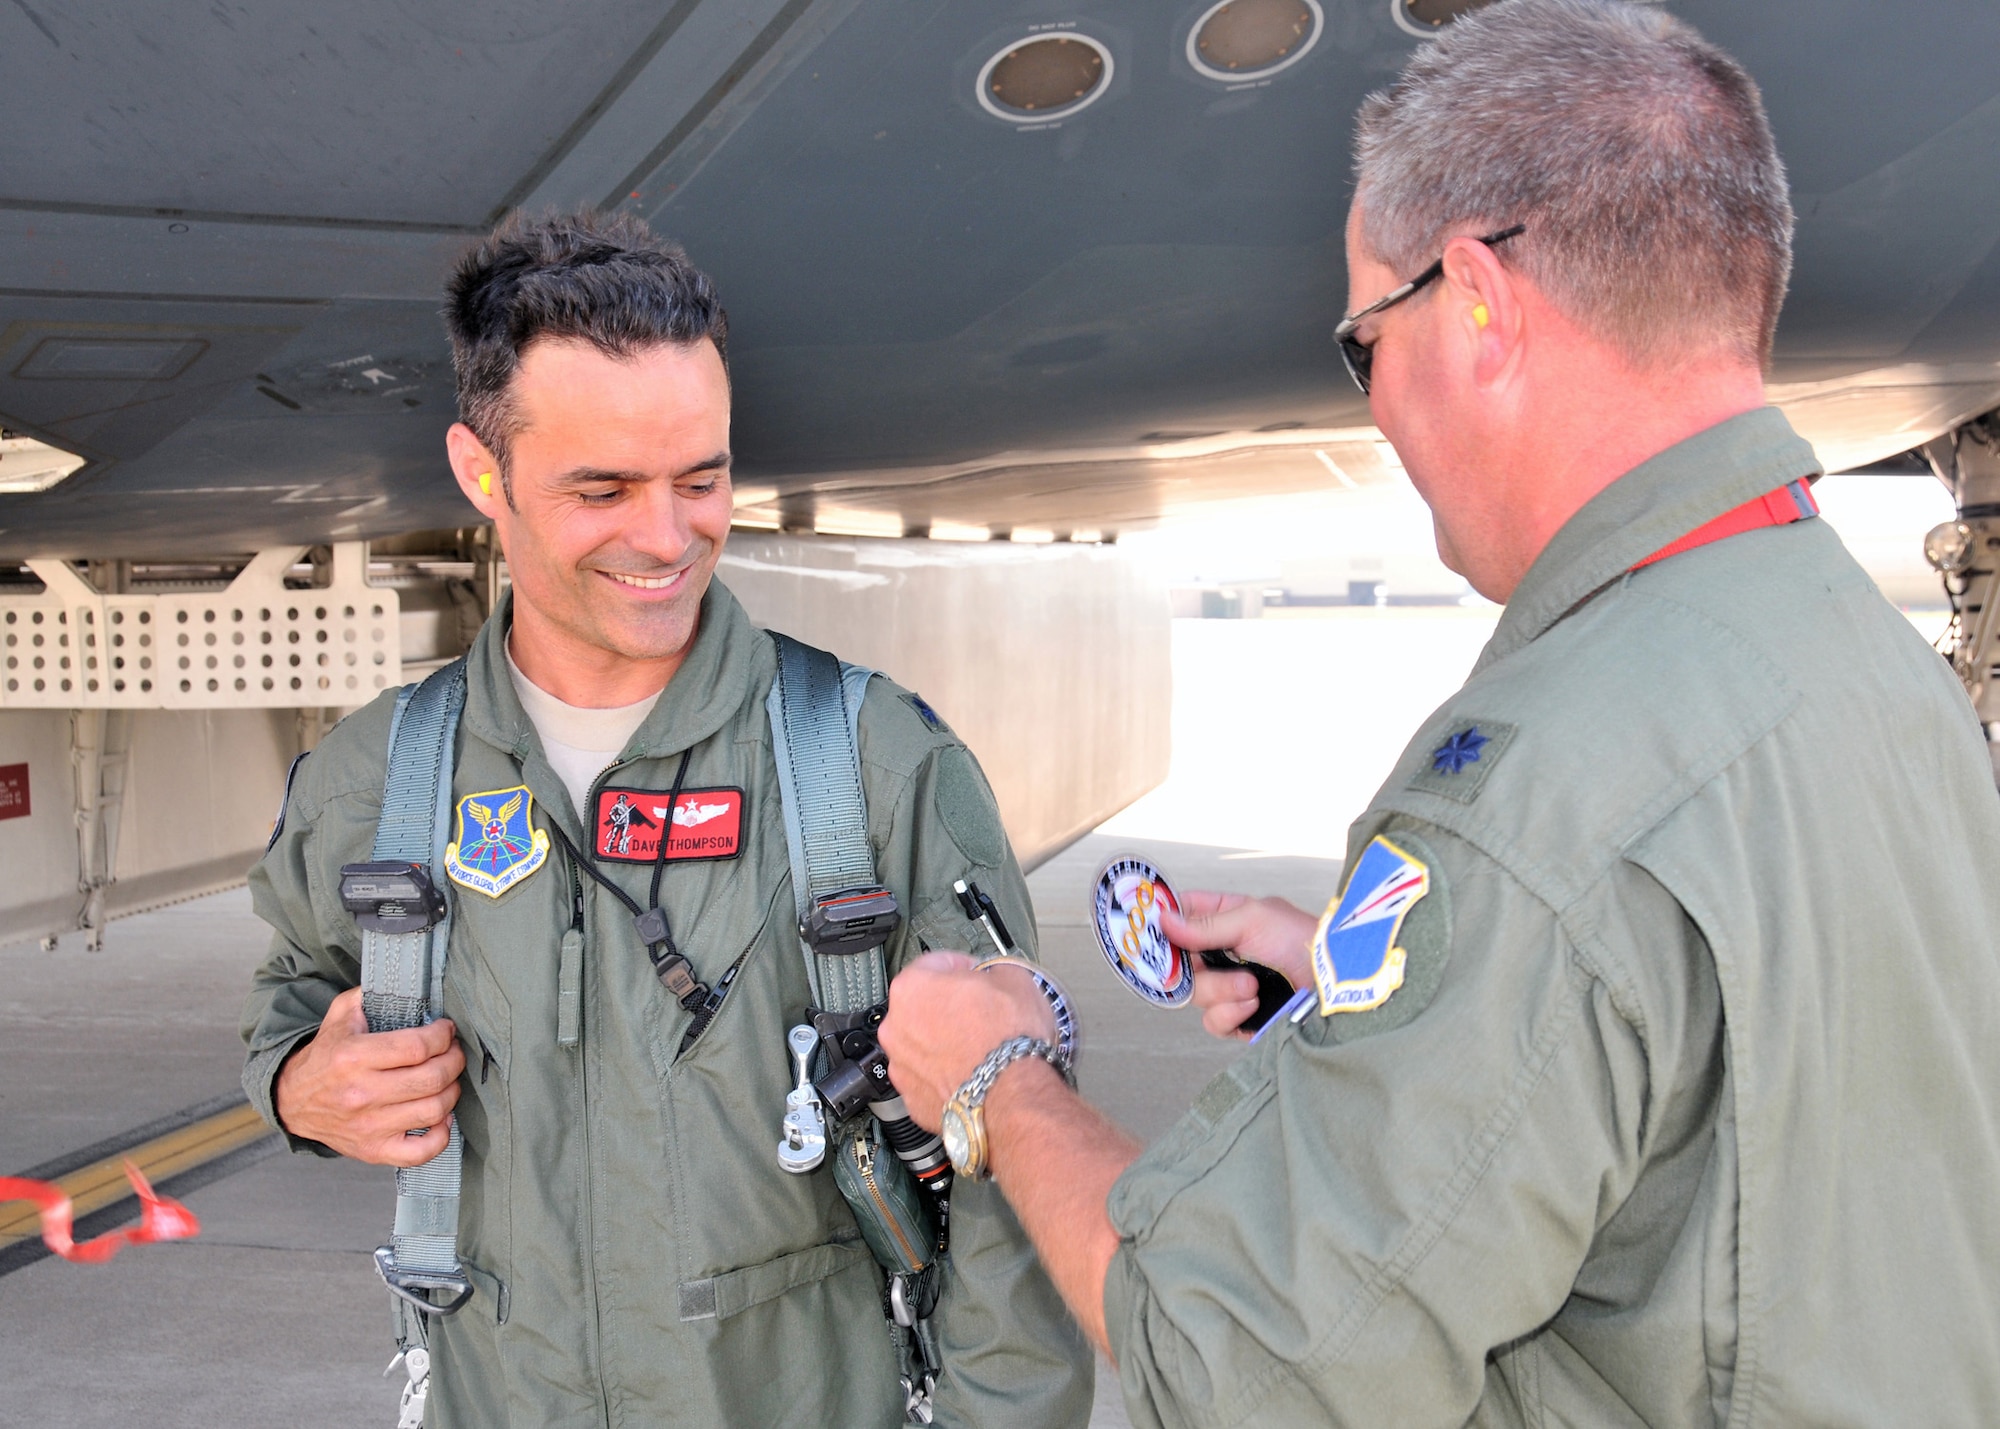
{"left": 447, "top": 421, "right": 512, "bottom": 519}
{"left": 1439, "top": 236, "right": 1522, "bottom": 390}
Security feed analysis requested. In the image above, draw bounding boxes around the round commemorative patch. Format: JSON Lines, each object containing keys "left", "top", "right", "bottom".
{"left": 1093, "top": 855, "right": 1195, "bottom": 1008}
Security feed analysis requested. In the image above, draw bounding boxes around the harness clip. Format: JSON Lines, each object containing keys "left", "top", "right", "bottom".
{"left": 339, "top": 862, "right": 446, "bottom": 935}
{"left": 801, "top": 885, "right": 901, "bottom": 956}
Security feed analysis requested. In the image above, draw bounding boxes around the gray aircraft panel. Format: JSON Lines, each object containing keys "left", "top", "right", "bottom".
{"left": 2, "top": 0, "right": 1999, "bottom": 559}
{"left": 0, "top": 0, "right": 678, "bottom": 227}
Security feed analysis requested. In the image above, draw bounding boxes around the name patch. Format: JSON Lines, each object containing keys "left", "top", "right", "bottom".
{"left": 593, "top": 785, "right": 745, "bottom": 863}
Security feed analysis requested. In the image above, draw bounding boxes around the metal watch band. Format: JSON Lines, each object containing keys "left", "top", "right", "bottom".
{"left": 960, "top": 1034, "right": 1060, "bottom": 1110}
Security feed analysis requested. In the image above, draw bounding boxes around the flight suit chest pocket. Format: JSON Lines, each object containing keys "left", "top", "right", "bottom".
{"left": 441, "top": 951, "right": 512, "bottom": 1313}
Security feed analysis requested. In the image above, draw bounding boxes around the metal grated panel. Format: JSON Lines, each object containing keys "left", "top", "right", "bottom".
{"left": 0, "top": 544, "right": 400, "bottom": 709}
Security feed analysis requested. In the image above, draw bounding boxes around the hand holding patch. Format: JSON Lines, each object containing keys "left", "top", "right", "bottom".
{"left": 1162, "top": 890, "right": 1314, "bottom": 1039}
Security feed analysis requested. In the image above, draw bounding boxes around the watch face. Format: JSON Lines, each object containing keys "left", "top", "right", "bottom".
{"left": 942, "top": 1105, "right": 971, "bottom": 1171}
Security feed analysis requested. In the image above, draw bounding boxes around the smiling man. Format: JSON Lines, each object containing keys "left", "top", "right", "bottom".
{"left": 240, "top": 212, "right": 1090, "bottom": 1427}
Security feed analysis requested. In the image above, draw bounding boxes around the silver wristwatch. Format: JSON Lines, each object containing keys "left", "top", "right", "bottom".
{"left": 939, "top": 1034, "right": 1061, "bottom": 1182}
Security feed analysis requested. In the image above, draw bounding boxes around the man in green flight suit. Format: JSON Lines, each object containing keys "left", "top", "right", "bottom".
{"left": 880, "top": 2, "right": 2000, "bottom": 1425}
{"left": 240, "top": 212, "right": 1091, "bottom": 1426}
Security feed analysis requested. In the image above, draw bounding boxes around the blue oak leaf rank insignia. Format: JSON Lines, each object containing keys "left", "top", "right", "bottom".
{"left": 1310, "top": 836, "right": 1430, "bottom": 1015}
{"left": 444, "top": 784, "right": 550, "bottom": 897}
{"left": 1431, "top": 726, "right": 1488, "bottom": 774}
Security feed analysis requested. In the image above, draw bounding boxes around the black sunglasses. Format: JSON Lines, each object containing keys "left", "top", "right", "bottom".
{"left": 1333, "top": 224, "right": 1525, "bottom": 395}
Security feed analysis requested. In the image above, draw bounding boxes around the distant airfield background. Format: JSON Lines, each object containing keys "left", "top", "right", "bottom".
{"left": 1104, "top": 471, "right": 1954, "bottom": 860}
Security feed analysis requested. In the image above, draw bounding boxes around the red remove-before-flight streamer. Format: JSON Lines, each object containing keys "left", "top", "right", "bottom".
{"left": 0, "top": 1161, "right": 200, "bottom": 1263}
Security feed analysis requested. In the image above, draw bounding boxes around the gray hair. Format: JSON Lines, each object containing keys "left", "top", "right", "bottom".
{"left": 1353, "top": 0, "right": 1791, "bottom": 367}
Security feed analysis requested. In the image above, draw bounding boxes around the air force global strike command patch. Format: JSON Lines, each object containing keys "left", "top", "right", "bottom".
{"left": 1311, "top": 836, "right": 1429, "bottom": 1015}
{"left": 1093, "top": 856, "right": 1196, "bottom": 1007}
{"left": 444, "top": 785, "right": 551, "bottom": 897}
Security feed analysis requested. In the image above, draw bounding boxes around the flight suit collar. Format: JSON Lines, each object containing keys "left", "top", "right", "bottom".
{"left": 1478, "top": 405, "right": 1822, "bottom": 672}
{"left": 458, "top": 576, "right": 775, "bottom": 828}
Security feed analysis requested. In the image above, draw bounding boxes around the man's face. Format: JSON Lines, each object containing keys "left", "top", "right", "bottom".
{"left": 469, "top": 338, "right": 733, "bottom": 669}
{"left": 1343, "top": 204, "right": 1479, "bottom": 579}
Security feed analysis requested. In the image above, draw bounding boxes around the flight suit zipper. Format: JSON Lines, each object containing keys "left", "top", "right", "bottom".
{"left": 852, "top": 1135, "right": 922, "bottom": 1268}
{"left": 566, "top": 768, "right": 611, "bottom": 1426}
{"left": 676, "top": 946, "right": 750, "bottom": 1059}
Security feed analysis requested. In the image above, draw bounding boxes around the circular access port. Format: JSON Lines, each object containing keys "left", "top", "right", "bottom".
{"left": 977, "top": 34, "right": 1114, "bottom": 123}
{"left": 1393, "top": 0, "right": 1498, "bottom": 36}
{"left": 1188, "top": 0, "right": 1322, "bottom": 82}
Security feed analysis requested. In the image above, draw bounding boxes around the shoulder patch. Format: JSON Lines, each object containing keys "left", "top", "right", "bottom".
{"left": 444, "top": 785, "right": 550, "bottom": 897}
{"left": 933, "top": 745, "right": 1005, "bottom": 867}
{"left": 1406, "top": 718, "right": 1517, "bottom": 803}
{"left": 1302, "top": 829, "right": 1452, "bottom": 1043}
{"left": 1311, "top": 835, "right": 1428, "bottom": 1015}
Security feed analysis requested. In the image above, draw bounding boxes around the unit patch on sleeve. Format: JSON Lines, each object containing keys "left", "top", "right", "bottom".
{"left": 444, "top": 785, "right": 551, "bottom": 897}
{"left": 1310, "top": 835, "right": 1430, "bottom": 1016}
{"left": 593, "top": 786, "right": 745, "bottom": 863}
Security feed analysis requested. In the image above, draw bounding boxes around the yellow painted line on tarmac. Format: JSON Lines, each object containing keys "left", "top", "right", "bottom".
{"left": 0, "top": 1101, "right": 274, "bottom": 1251}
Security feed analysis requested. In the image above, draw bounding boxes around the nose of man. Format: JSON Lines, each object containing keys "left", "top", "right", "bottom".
{"left": 623, "top": 477, "right": 701, "bottom": 572}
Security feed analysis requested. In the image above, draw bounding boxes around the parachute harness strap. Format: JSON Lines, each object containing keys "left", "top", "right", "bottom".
{"left": 361, "top": 661, "right": 472, "bottom": 1312}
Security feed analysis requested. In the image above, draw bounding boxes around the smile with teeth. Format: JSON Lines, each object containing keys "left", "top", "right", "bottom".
{"left": 603, "top": 570, "right": 685, "bottom": 590}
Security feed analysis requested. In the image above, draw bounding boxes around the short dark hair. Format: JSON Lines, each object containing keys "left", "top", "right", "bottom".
{"left": 444, "top": 210, "right": 729, "bottom": 483}
{"left": 1354, "top": 0, "right": 1791, "bottom": 368}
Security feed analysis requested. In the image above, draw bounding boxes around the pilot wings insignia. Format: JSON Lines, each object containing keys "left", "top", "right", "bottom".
{"left": 445, "top": 784, "right": 549, "bottom": 897}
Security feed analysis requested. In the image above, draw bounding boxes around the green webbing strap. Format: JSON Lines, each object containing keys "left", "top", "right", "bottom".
{"left": 363, "top": 660, "right": 468, "bottom": 1288}
{"left": 766, "top": 632, "right": 942, "bottom": 1424}
{"left": 767, "top": 632, "right": 886, "bottom": 1014}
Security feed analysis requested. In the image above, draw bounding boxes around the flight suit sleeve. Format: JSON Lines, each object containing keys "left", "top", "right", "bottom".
{"left": 1101, "top": 822, "right": 1717, "bottom": 1429}
{"left": 238, "top": 716, "right": 390, "bottom": 1153}
{"left": 860, "top": 681, "right": 1096, "bottom": 1429}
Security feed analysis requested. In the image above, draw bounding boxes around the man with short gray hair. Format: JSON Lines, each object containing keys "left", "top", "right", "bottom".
{"left": 878, "top": 1, "right": 2000, "bottom": 1424}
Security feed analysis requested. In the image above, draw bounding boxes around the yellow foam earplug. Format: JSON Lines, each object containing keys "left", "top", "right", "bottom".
{"left": 478, "top": 471, "right": 494, "bottom": 495}
{"left": 1473, "top": 303, "right": 1490, "bottom": 329}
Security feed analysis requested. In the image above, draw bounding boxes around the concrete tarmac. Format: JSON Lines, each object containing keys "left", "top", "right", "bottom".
{"left": 0, "top": 610, "right": 1489, "bottom": 1427}
{"left": 0, "top": 889, "right": 407, "bottom": 1427}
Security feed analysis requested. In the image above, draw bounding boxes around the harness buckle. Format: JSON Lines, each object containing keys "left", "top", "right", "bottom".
{"left": 800, "top": 885, "right": 901, "bottom": 956}
{"left": 373, "top": 1244, "right": 474, "bottom": 1316}
{"left": 340, "top": 862, "right": 446, "bottom": 935}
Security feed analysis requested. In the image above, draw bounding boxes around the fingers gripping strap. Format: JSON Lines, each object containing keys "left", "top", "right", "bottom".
{"left": 766, "top": 633, "right": 886, "bottom": 1014}
{"left": 361, "top": 661, "right": 469, "bottom": 1283}
{"left": 391, "top": 1119, "right": 465, "bottom": 1273}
